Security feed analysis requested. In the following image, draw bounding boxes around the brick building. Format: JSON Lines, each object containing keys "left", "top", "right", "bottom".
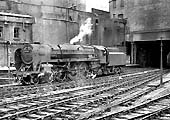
{"left": 109, "top": 0, "right": 170, "bottom": 67}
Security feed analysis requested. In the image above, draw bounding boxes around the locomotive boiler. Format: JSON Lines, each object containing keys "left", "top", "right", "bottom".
{"left": 13, "top": 43, "right": 126, "bottom": 85}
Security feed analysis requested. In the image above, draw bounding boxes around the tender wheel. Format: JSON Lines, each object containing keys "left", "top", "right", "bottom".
{"left": 97, "top": 68, "right": 103, "bottom": 76}
{"left": 114, "top": 67, "right": 121, "bottom": 74}
{"left": 107, "top": 66, "right": 113, "bottom": 74}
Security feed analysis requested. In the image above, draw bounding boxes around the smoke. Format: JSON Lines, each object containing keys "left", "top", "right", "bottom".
{"left": 70, "top": 18, "right": 93, "bottom": 44}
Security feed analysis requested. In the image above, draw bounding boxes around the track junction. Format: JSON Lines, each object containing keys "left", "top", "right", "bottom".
{"left": 0, "top": 68, "right": 169, "bottom": 120}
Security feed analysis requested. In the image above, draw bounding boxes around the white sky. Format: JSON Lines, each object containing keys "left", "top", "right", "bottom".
{"left": 86, "top": 0, "right": 109, "bottom": 12}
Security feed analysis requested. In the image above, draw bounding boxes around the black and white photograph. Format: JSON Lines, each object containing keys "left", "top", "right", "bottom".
{"left": 0, "top": 0, "right": 170, "bottom": 119}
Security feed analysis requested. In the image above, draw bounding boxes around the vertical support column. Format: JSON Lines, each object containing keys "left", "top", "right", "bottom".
{"left": 131, "top": 42, "right": 134, "bottom": 64}
{"left": 123, "top": 19, "right": 127, "bottom": 53}
{"left": 67, "top": 8, "right": 70, "bottom": 42}
{"left": 130, "top": 41, "right": 137, "bottom": 64}
{"left": 6, "top": 42, "right": 8, "bottom": 67}
{"left": 134, "top": 42, "right": 137, "bottom": 64}
{"left": 22, "top": 18, "right": 26, "bottom": 42}
{"left": 160, "top": 38, "right": 163, "bottom": 85}
{"left": 66, "top": 8, "right": 68, "bottom": 42}
{"left": 6, "top": 41, "right": 10, "bottom": 78}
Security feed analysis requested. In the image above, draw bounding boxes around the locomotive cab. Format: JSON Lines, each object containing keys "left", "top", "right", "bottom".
{"left": 93, "top": 45, "right": 108, "bottom": 64}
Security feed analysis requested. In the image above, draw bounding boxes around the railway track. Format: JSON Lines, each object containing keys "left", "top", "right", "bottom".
{"left": 137, "top": 86, "right": 170, "bottom": 120}
{"left": 0, "top": 69, "right": 160, "bottom": 120}
{"left": 84, "top": 74, "right": 170, "bottom": 120}
{"left": 90, "top": 87, "right": 170, "bottom": 120}
{"left": 0, "top": 68, "right": 157, "bottom": 100}
{"left": 0, "top": 69, "right": 160, "bottom": 102}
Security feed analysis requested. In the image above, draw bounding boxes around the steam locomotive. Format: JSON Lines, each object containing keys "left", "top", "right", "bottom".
{"left": 13, "top": 43, "right": 126, "bottom": 85}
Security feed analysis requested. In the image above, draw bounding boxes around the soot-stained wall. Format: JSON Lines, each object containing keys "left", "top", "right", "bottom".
{"left": 110, "top": 0, "right": 170, "bottom": 67}
{"left": 0, "top": 0, "right": 91, "bottom": 45}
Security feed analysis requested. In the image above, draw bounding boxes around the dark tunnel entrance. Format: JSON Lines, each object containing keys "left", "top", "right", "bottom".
{"left": 135, "top": 40, "right": 170, "bottom": 68}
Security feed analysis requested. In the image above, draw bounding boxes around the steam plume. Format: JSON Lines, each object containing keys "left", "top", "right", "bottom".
{"left": 70, "top": 18, "right": 92, "bottom": 44}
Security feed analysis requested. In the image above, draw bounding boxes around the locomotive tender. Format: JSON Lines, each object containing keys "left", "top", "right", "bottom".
{"left": 14, "top": 43, "right": 126, "bottom": 85}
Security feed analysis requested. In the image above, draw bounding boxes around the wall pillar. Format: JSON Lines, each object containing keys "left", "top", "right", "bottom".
{"left": 130, "top": 41, "right": 137, "bottom": 64}
{"left": 134, "top": 42, "right": 137, "bottom": 63}
{"left": 130, "top": 42, "right": 134, "bottom": 64}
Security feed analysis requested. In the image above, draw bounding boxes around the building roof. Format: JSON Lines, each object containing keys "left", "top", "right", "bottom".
{"left": 0, "top": 12, "right": 33, "bottom": 18}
